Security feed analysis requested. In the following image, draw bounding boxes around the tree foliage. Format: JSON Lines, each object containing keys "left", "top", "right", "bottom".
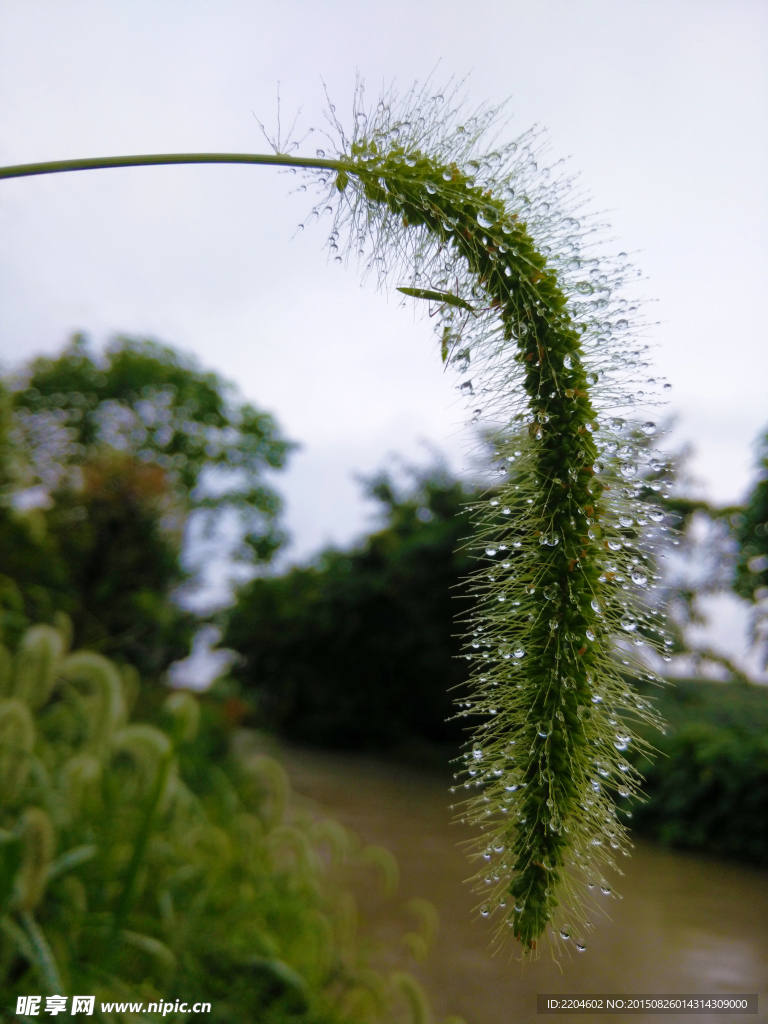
{"left": 10, "top": 334, "right": 295, "bottom": 561}
{"left": 732, "top": 426, "right": 768, "bottom": 666}
{"left": 222, "top": 467, "right": 479, "bottom": 755}
{"left": 0, "top": 336, "right": 295, "bottom": 675}
{"left": 629, "top": 676, "right": 768, "bottom": 865}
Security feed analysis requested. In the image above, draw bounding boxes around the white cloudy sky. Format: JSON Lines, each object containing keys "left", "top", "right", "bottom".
{"left": 0, "top": 2, "right": 766, "bottom": 626}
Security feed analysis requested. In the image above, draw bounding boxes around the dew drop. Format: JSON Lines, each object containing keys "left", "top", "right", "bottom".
{"left": 620, "top": 613, "right": 637, "bottom": 632}
{"left": 477, "top": 208, "right": 498, "bottom": 228}
{"left": 642, "top": 421, "right": 657, "bottom": 435}
{"left": 576, "top": 941, "right": 586, "bottom": 952}
{"left": 485, "top": 546, "right": 497, "bottom": 557}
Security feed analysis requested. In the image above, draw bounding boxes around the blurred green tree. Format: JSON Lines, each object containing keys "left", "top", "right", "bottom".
{"left": 221, "top": 466, "right": 480, "bottom": 755}
{"left": 732, "top": 425, "right": 768, "bottom": 667}
{"left": 0, "top": 335, "right": 295, "bottom": 674}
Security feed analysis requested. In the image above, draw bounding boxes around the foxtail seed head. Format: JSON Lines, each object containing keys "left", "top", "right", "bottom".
{"left": 12, "top": 625, "right": 64, "bottom": 711}
{"left": 0, "top": 698, "right": 35, "bottom": 804}
{"left": 302, "top": 82, "right": 669, "bottom": 957}
{"left": 18, "top": 807, "right": 55, "bottom": 910}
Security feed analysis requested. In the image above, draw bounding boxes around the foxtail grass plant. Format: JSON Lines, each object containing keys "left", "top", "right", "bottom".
{"left": 0, "top": 620, "right": 444, "bottom": 1020}
{"left": 0, "top": 80, "right": 674, "bottom": 959}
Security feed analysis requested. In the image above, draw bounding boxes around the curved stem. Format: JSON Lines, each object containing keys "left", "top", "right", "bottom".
{"left": 0, "top": 152, "right": 347, "bottom": 181}
{"left": 110, "top": 746, "right": 173, "bottom": 939}
{"left": 20, "top": 909, "right": 64, "bottom": 994}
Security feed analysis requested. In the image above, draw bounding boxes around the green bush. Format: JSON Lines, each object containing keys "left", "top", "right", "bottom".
{"left": 221, "top": 469, "right": 480, "bottom": 758}
{"left": 0, "top": 621, "right": 443, "bottom": 1023}
{"left": 627, "top": 679, "right": 768, "bottom": 865}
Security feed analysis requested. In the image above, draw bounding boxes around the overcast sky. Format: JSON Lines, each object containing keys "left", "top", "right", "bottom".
{"left": 1, "top": 1, "right": 766, "bottom": 580}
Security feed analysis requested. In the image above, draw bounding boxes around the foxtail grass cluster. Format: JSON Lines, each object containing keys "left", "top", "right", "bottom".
{"left": 0, "top": 621, "right": 443, "bottom": 1018}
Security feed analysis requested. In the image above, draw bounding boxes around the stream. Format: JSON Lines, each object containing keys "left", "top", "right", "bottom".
{"left": 279, "top": 743, "right": 768, "bottom": 1024}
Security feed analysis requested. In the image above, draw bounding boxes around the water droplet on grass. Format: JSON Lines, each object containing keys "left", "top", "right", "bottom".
{"left": 477, "top": 208, "right": 497, "bottom": 228}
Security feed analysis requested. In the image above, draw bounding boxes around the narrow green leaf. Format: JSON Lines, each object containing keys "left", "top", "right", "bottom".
{"left": 397, "top": 286, "right": 474, "bottom": 311}
{"left": 20, "top": 910, "right": 64, "bottom": 994}
{"left": 45, "top": 844, "right": 97, "bottom": 883}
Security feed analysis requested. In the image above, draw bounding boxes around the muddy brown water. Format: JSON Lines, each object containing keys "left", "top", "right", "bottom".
{"left": 278, "top": 743, "right": 768, "bottom": 1024}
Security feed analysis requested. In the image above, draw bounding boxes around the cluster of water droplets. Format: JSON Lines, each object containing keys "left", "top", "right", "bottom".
{"left": 297, "top": 81, "right": 675, "bottom": 959}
